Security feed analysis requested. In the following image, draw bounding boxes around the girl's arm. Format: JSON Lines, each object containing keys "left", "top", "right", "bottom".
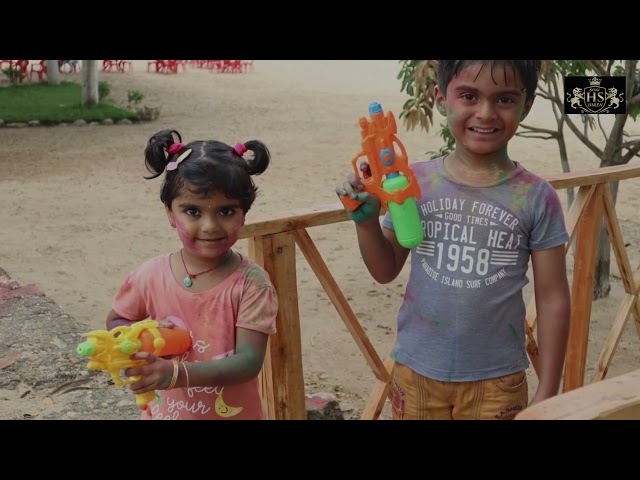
{"left": 126, "top": 327, "right": 269, "bottom": 393}
{"left": 105, "top": 310, "right": 180, "bottom": 330}
{"left": 183, "top": 328, "right": 269, "bottom": 387}
{"left": 105, "top": 308, "right": 137, "bottom": 329}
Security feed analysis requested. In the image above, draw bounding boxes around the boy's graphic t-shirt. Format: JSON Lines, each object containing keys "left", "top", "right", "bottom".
{"left": 112, "top": 253, "right": 278, "bottom": 420}
{"left": 383, "top": 156, "right": 569, "bottom": 382}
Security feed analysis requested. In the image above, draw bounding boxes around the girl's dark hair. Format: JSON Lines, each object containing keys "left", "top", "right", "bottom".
{"left": 437, "top": 60, "right": 542, "bottom": 101}
{"left": 143, "top": 129, "right": 271, "bottom": 212}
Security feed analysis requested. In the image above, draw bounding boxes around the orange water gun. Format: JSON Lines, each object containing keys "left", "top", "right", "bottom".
{"left": 76, "top": 319, "right": 192, "bottom": 411}
{"left": 338, "top": 101, "right": 424, "bottom": 248}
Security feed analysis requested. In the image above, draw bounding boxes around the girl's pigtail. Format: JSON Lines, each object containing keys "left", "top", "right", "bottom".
{"left": 144, "top": 129, "right": 183, "bottom": 179}
{"left": 242, "top": 140, "right": 271, "bottom": 176}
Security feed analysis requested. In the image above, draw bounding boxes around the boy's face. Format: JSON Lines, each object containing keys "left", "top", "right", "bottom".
{"left": 435, "top": 62, "right": 534, "bottom": 157}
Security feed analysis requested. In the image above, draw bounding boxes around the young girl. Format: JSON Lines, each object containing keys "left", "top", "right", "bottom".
{"left": 105, "top": 129, "right": 278, "bottom": 420}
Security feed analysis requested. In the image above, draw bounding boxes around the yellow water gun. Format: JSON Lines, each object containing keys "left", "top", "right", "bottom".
{"left": 76, "top": 319, "right": 192, "bottom": 411}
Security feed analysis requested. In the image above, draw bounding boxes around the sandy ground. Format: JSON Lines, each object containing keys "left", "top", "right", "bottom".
{"left": 1, "top": 60, "right": 640, "bottom": 418}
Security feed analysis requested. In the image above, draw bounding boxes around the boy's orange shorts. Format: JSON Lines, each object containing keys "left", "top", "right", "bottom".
{"left": 390, "top": 362, "right": 528, "bottom": 420}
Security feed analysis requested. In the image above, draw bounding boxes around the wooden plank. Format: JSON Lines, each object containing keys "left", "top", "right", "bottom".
{"left": 546, "top": 164, "right": 640, "bottom": 190}
{"left": 249, "top": 233, "right": 306, "bottom": 420}
{"left": 251, "top": 240, "right": 273, "bottom": 418}
{"left": 564, "top": 184, "right": 604, "bottom": 392}
{"left": 293, "top": 229, "right": 388, "bottom": 382}
{"left": 241, "top": 202, "right": 350, "bottom": 239}
{"left": 634, "top": 265, "right": 640, "bottom": 338}
{"left": 360, "top": 353, "right": 395, "bottom": 420}
{"left": 563, "top": 185, "right": 595, "bottom": 253}
{"left": 600, "top": 184, "right": 640, "bottom": 340}
{"left": 601, "top": 184, "right": 637, "bottom": 294}
{"left": 591, "top": 293, "right": 636, "bottom": 382}
{"left": 259, "top": 340, "right": 275, "bottom": 419}
{"left": 516, "top": 368, "right": 640, "bottom": 420}
{"left": 237, "top": 165, "right": 640, "bottom": 240}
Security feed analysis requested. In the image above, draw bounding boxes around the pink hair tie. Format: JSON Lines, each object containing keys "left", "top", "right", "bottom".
{"left": 168, "top": 142, "right": 184, "bottom": 154}
{"left": 234, "top": 142, "right": 247, "bottom": 156}
{"left": 166, "top": 149, "right": 192, "bottom": 171}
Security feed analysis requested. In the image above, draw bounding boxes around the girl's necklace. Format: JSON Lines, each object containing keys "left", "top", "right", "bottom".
{"left": 179, "top": 249, "right": 232, "bottom": 288}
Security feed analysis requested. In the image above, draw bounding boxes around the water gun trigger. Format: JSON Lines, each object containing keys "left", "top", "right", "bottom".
{"left": 339, "top": 192, "right": 363, "bottom": 212}
{"left": 338, "top": 156, "right": 374, "bottom": 212}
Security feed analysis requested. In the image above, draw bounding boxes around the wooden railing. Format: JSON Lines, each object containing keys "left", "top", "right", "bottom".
{"left": 241, "top": 164, "right": 640, "bottom": 420}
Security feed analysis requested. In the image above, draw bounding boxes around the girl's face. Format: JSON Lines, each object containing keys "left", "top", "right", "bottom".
{"left": 435, "top": 62, "right": 534, "bottom": 158}
{"left": 166, "top": 186, "right": 245, "bottom": 261}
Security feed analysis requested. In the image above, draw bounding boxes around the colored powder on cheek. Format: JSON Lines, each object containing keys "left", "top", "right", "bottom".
{"left": 227, "top": 224, "right": 241, "bottom": 245}
{"left": 175, "top": 220, "right": 198, "bottom": 252}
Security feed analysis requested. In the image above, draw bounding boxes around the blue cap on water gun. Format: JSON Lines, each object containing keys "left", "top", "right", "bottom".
{"left": 369, "top": 101, "right": 382, "bottom": 115}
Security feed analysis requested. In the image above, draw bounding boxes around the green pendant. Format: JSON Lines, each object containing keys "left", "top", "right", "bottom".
{"left": 183, "top": 276, "right": 193, "bottom": 288}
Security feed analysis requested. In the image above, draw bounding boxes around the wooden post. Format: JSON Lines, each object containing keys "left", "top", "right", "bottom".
{"left": 563, "top": 184, "right": 603, "bottom": 391}
{"left": 249, "top": 232, "right": 306, "bottom": 419}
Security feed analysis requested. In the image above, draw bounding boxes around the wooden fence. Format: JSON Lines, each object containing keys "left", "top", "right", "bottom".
{"left": 240, "top": 164, "right": 640, "bottom": 420}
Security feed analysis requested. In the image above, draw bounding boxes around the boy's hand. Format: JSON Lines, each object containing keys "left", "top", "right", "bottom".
{"left": 336, "top": 165, "right": 381, "bottom": 224}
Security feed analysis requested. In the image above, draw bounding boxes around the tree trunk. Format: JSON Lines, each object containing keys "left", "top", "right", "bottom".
{"left": 81, "top": 60, "right": 99, "bottom": 107}
{"left": 593, "top": 220, "right": 611, "bottom": 300}
{"left": 46, "top": 61, "right": 60, "bottom": 85}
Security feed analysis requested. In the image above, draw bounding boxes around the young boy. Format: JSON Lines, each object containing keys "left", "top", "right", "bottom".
{"left": 337, "top": 60, "right": 571, "bottom": 420}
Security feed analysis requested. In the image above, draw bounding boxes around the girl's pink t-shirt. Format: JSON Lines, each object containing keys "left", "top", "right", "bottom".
{"left": 112, "top": 253, "right": 278, "bottom": 420}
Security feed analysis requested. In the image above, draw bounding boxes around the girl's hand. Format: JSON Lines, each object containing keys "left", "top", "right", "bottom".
{"left": 124, "top": 352, "right": 175, "bottom": 394}
{"left": 157, "top": 315, "right": 186, "bottom": 329}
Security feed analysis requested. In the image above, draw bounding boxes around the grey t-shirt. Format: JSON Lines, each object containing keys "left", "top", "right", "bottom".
{"left": 382, "top": 156, "right": 569, "bottom": 382}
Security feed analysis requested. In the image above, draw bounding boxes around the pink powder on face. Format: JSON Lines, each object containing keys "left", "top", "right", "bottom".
{"left": 227, "top": 224, "right": 241, "bottom": 245}
{"left": 174, "top": 219, "right": 200, "bottom": 252}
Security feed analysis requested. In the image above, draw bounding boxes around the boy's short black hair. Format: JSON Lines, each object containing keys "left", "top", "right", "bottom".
{"left": 437, "top": 60, "right": 542, "bottom": 101}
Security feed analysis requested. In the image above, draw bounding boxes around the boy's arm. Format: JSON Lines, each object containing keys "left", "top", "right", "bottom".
{"left": 530, "top": 244, "right": 571, "bottom": 405}
{"left": 338, "top": 172, "right": 410, "bottom": 283}
{"left": 354, "top": 217, "right": 410, "bottom": 284}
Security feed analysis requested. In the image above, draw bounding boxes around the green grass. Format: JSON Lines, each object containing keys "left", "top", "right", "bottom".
{"left": 0, "top": 81, "right": 138, "bottom": 124}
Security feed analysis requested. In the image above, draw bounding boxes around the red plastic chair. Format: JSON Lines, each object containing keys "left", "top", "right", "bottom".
{"left": 117, "top": 60, "right": 133, "bottom": 72}
{"left": 160, "top": 60, "right": 178, "bottom": 74}
{"left": 29, "top": 60, "right": 48, "bottom": 81}
{"left": 241, "top": 60, "right": 254, "bottom": 72}
{"left": 206, "top": 60, "right": 222, "bottom": 72}
{"left": 102, "top": 60, "right": 119, "bottom": 72}
{"left": 14, "top": 60, "right": 29, "bottom": 82}
{"left": 220, "top": 60, "right": 242, "bottom": 73}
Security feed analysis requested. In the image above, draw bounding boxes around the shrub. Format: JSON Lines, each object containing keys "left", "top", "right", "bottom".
{"left": 98, "top": 81, "right": 111, "bottom": 101}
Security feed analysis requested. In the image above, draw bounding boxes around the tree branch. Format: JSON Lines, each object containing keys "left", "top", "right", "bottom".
{"left": 564, "top": 115, "right": 603, "bottom": 158}
{"left": 622, "top": 142, "right": 640, "bottom": 163}
{"left": 518, "top": 124, "right": 560, "bottom": 139}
